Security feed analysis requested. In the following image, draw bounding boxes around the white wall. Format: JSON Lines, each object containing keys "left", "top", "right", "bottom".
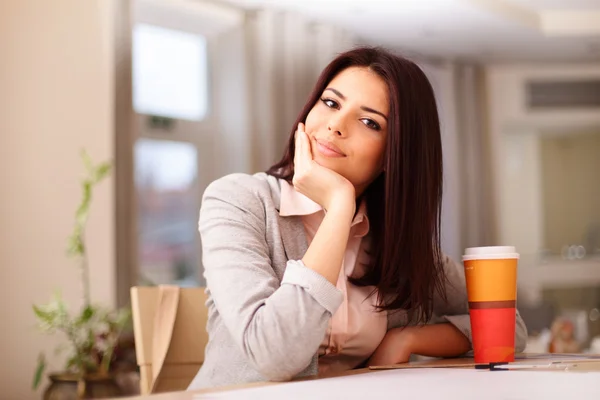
{"left": 485, "top": 63, "right": 600, "bottom": 257}
{"left": 0, "top": 1, "right": 116, "bottom": 398}
{"left": 540, "top": 131, "right": 600, "bottom": 254}
{"left": 485, "top": 63, "right": 600, "bottom": 301}
{"left": 499, "top": 131, "right": 544, "bottom": 258}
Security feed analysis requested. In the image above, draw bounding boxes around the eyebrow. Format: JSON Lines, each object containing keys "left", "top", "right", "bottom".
{"left": 324, "top": 87, "right": 388, "bottom": 121}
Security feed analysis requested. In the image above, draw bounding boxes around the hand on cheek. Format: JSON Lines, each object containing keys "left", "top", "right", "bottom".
{"left": 292, "top": 122, "right": 355, "bottom": 213}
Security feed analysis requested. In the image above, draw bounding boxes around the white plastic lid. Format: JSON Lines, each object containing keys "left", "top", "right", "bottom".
{"left": 462, "top": 246, "right": 519, "bottom": 261}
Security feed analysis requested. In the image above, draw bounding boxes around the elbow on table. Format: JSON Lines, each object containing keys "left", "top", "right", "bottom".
{"left": 244, "top": 345, "right": 313, "bottom": 383}
{"left": 239, "top": 318, "right": 321, "bottom": 382}
{"left": 515, "top": 319, "right": 529, "bottom": 353}
{"left": 516, "top": 333, "right": 528, "bottom": 353}
{"left": 252, "top": 357, "right": 309, "bottom": 382}
{"left": 262, "top": 370, "right": 296, "bottom": 383}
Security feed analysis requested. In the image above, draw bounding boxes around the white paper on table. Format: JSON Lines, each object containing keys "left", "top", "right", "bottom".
{"left": 195, "top": 368, "right": 600, "bottom": 400}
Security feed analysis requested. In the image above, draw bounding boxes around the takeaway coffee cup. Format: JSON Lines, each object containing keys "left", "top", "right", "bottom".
{"left": 463, "top": 246, "right": 519, "bottom": 363}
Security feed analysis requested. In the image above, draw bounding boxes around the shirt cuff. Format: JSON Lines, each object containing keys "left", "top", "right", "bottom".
{"left": 281, "top": 259, "right": 343, "bottom": 315}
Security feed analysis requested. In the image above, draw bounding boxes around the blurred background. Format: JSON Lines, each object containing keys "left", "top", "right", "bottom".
{"left": 1, "top": 0, "right": 599, "bottom": 398}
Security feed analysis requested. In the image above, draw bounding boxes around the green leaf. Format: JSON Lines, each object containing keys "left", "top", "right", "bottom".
{"left": 32, "top": 304, "right": 46, "bottom": 319}
{"left": 65, "top": 355, "right": 78, "bottom": 372}
{"left": 75, "top": 181, "right": 92, "bottom": 225}
{"left": 94, "top": 162, "right": 112, "bottom": 183}
{"left": 56, "top": 296, "right": 69, "bottom": 317}
{"left": 66, "top": 232, "right": 84, "bottom": 256}
{"left": 32, "top": 305, "right": 54, "bottom": 324}
{"left": 78, "top": 305, "right": 95, "bottom": 324}
{"left": 81, "top": 149, "right": 94, "bottom": 175}
{"left": 32, "top": 353, "right": 46, "bottom": 390}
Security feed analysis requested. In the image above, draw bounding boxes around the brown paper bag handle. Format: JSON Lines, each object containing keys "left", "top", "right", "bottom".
{"left": 150, "top": 285, "right": 180, "bottom": 393}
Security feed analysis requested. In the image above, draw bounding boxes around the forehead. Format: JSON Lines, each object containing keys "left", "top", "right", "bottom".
{"left": 327, "top": 67, "right": 389, "bottom": 114}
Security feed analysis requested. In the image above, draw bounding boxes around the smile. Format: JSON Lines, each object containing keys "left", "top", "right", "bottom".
{"left": 314, "top": 138, "right": 346, "bottom": 158}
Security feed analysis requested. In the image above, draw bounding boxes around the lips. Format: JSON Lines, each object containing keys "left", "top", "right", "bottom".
{"left": 314, "top": 138, "right": 346, "bottom": 157}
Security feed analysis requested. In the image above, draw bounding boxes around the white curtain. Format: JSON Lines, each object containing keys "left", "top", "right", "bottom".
{"left": 420, "top": 62, "right": 493, "bottom": 261}
{"left": 453, "top": 64, "right": 496, "bottom": 249}
{"left": 243, "top": 10, "right": 357, "bottom": 172}
{"left": 419, "top": 62, "right": 461, "bottom": 261}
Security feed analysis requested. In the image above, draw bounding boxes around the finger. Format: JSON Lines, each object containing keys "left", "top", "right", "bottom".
{"left": 298, "top": 123, "right": 313, "bottom": 156}
{"left": 301, "top": 131, "right": 311, "bottom": 162}
{"left": 294, "top": 125, "right": 304, "bottom": 171}
{"left": 298, "top": 125, "right": 312, "bottom": 163}
{"left": 303, "top": 130, "right": 314, "bottom": 160}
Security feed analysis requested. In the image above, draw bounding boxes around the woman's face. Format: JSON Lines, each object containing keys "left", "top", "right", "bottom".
{"left": 304, "top": 66, "right": 389, "bottom": 196}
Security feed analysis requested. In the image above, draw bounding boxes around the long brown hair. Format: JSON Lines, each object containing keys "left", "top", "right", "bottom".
{"left": 267, "top": 47, "right": 446, "bottom": 324}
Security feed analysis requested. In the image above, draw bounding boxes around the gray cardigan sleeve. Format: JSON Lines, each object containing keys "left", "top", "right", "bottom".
{"left": 431, "top": 255, "right": 528, "bottom": 353}
{"left": 199, "top": 175, "right": 343, "bottom": 381}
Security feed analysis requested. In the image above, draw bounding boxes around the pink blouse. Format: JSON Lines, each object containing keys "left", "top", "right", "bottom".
{"left": 279, "top": 180, "right": 388, "bottom": 375}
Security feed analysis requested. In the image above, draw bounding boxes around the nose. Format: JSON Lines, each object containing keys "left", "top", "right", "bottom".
{"left": 328, "top": 126, "right": 343, "bottom": 136}
{"left": 327, "top": 114, "right": 347, "bottom": 137}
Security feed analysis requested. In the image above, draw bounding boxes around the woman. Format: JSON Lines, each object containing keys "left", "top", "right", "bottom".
{"left": 188, "top": 47, "right": 527, "bottom": 390}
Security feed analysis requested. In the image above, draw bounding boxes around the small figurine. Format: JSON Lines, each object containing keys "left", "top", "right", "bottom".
{"left": 548, "top": 317, "right": 581, "bottom": 354}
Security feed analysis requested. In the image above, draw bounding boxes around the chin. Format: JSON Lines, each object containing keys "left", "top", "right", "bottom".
{"left": 314, "top": 157, "right": 352, "bottom": 179}
{"left": 313, "top": 154, "right": 341, "bottom": 169}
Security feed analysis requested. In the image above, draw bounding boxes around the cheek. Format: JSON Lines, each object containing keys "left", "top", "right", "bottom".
{"left": 304, "top": 106, "right": 326, "bottom": 133}
{"left": 354, "top": 137, "right": 386, "bottom": 168}
{"left": 304, "top": 108, "right": 316, "bottom": 130}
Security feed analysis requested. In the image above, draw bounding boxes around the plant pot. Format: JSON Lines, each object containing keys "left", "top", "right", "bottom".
{"left": 43, "top": 373, "right": 122, "bottom": 400}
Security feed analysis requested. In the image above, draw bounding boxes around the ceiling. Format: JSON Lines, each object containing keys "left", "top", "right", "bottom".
{"left": 219, "top": 0, "right": 600, "bottom": 63}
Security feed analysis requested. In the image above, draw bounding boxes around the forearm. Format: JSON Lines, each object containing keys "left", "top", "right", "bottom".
{"left": 368, "top": 323, "right": 471, "bottom": 366}
{"left": 302, "top": 204, "right": 354, "bottom": 285}
{"left": 405, "top": 323, "right": 471, "bottom": 358}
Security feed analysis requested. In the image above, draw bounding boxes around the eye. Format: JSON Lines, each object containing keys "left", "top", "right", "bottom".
{"left": 360, "top": 118, "right": 381, "bottom": 131}
{"left": 320, "top": 98, "right": 339, "bottom": 109}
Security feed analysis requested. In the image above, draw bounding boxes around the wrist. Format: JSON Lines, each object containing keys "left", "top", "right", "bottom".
{"left": 325, "top": 199, "right": 355, "bottom": 221}
{"left": 325, "top": 188, "right": 355, "bottom": 215}
{"left": 395, "top": 327, "right": 417, "bottom": 354}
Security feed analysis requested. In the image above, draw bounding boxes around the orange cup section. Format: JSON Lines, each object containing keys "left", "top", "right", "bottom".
{"left": 464, "top": 258, "right": 517, "bottom": 303}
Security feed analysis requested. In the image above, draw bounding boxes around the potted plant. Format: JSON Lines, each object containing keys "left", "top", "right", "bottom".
{"left": 32, "top": 150, "right": 132, "bottom": 399}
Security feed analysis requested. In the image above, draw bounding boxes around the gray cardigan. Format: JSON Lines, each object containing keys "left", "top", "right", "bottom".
{"left": 187, "top": 173, "right": 528, "bottom": 390}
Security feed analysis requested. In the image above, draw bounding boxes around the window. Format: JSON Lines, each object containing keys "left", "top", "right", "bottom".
{"left": 134, "top": 138, "right": 200, "bottom": 286}
{"left": 132, "top": 24, "right": 208, "bottom": 121}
